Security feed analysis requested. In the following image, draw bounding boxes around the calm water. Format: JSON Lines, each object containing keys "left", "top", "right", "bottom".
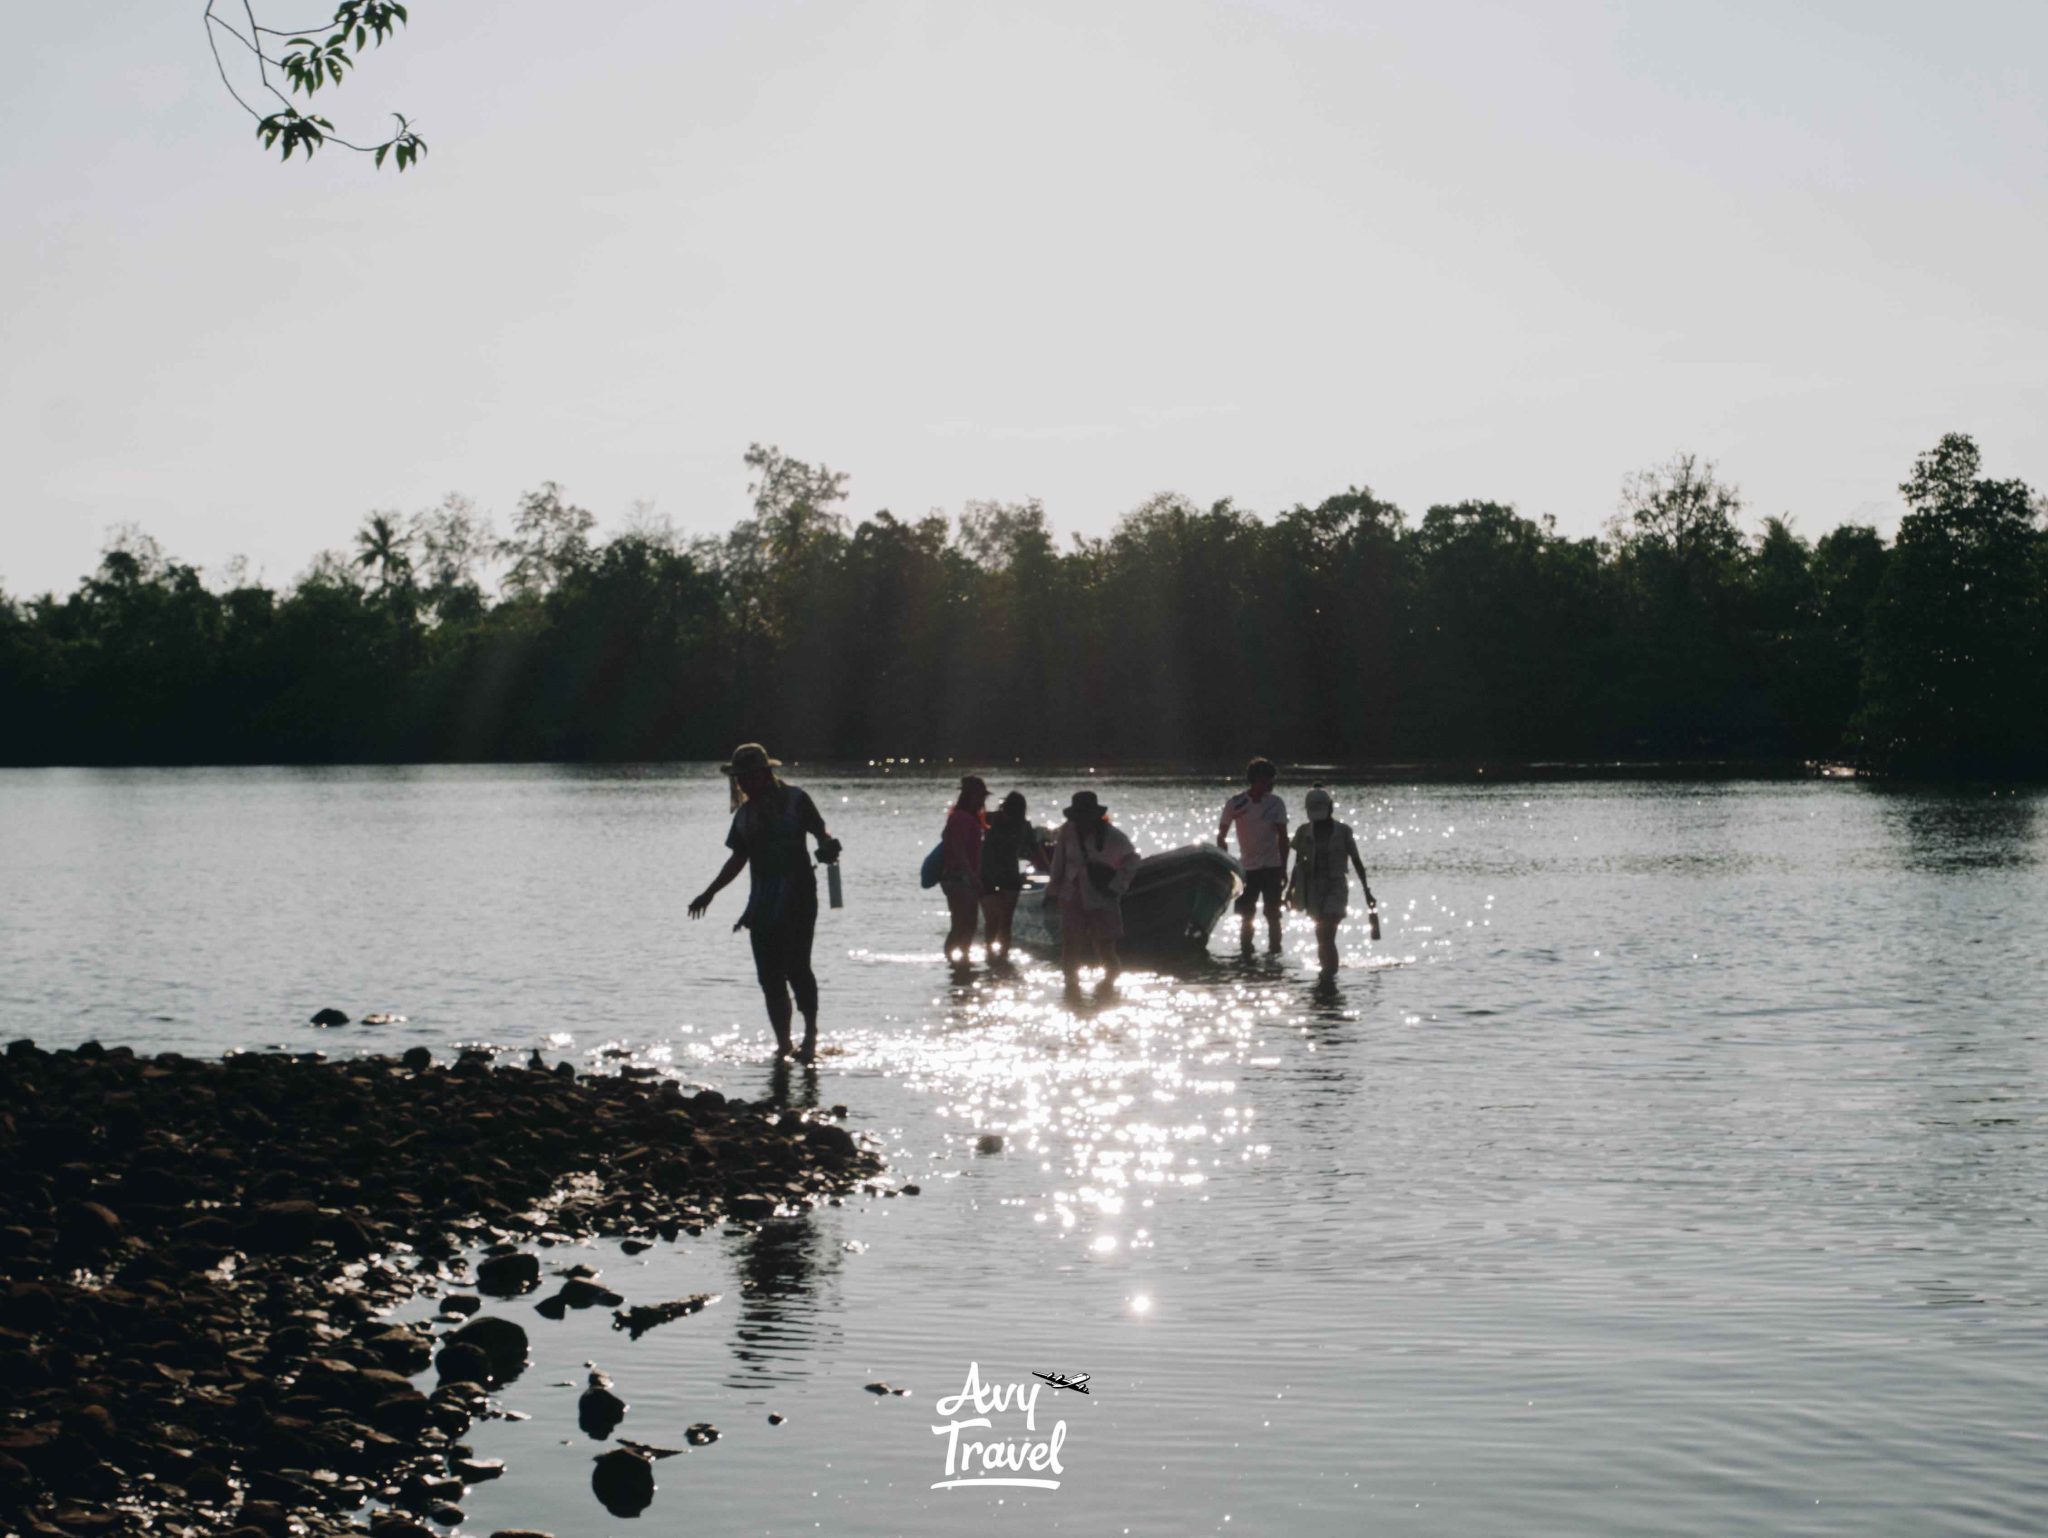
{"left": 3, "top": 766, "right": 2046, "bottom": 1537}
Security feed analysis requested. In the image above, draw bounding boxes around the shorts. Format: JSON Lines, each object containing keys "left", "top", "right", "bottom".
{"left": 1060, "top": 898, "right": 1124, "bottom": 943}
{"left": 1235, "top": 865, "right": 1286, "bottom": 917}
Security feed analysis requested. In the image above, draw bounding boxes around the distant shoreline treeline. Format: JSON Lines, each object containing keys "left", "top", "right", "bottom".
{"left": 4, "top": 435, "right": 2043, "bottom": 774}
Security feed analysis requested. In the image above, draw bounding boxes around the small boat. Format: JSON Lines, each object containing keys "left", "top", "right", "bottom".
{"left": 1010, "top": 844, "right": 1244, "bottom": 956}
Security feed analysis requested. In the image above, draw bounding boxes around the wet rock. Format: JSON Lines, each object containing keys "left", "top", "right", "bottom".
{"left": 685, "top": 1422, "right": 719, "bottom": 1446}
{"left": 864, "top": 1382, "right": 910, "bottom": 1396}
{"left": 428, "top": 1502, "right": 464, "bottom": 1525}
{"left": 489, "top": 1529, "right": 557, "bottom": 1538}
{"left": 577, "top": 1371, "right": 626, "bottom": 1438}
{"left": 547, "top": 1276, "right": 623, "bottom": 1311}
{"left": 310, "top": 1009, "right": 350, "bottom": 1027}
{"left": 242, "top": 1199, "right": 322, "bottom": 1253}
{"left": 182, "top": 1462, "right": 233, "bottom": 1501}
{"left": 767, "top": 1411, "right": 786, "bottom": 1425}
{"left": 620, "top": 1237, "right": 653, "bottom": 1255}
{"left": 591, "top": 1448, "right": 655, "bottom": 1518}
{"left": 363, "top": 1327, "right": 433, "bottom": 1373}
{"left": 975, "top": 1133, "right": 1005, "bottom": 1155}
{"left": 451, "top": 1456, "right": 504, "bottom": 1482}
{"left": 401, "top": 1047, "right": 433, "bottom": 1071}
{"left": 448, "top": 1317, "right": 528, "bottom": 1383}
{"left": 612, "top": 1294, "right": 719, "bottom": 1339}
{"left": 434, "top": 1342, "right": 491, "bottom": 1387}
{"left": 475, "top": 1253, "right": 539, "bottom": 1296}
{"left": 439, "top": 1293, "right": 482, "bottom": 1316}
{"left": 617, "top": 1438, "right": 682, "bottom": 1459}
{"left": 56, "top": 1201, "right": 122, "bottom": 1260}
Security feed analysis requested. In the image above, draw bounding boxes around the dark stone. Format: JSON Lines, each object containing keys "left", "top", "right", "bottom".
{"left": 310, "top": 1009, "right": 350, "bottom": 1027}
{"left": 447, "top": 1316, "right": 527, "bottom": 1382}
{"left": 57, "top": 1201, "right": 123, "bottom": 1259}
{"left": 578, "top": 1373, "right": 626, "bottom": 1438}
{"left": 401, "top": 1047, "right": 432, "bottom": 1071}
{"left": 547, "top": 1276, "right": 623, "bottom": 1310}
{"left": 474, "top": 1253, "right": 539, "bottom": 1296}
{"left": 434, "top": 1342, "right": 491, "bottom": 1387}
{"left": 242, "top": 1200, "right": 322, "bottom": 1253}
{"left": 590, "top": 1448, "right": 655, "bottom": 1518}
{"left": 612, "top": 1294, "right": 718, "bottom": 1339}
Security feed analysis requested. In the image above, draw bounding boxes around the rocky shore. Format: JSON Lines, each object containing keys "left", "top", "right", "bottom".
{"left": 0, "top": 1040, "right": 884, "bottom": 1536}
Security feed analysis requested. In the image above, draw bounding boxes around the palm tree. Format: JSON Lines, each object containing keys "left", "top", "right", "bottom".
{"left": 353, "top": 513, "right": 414, "bottom": 593}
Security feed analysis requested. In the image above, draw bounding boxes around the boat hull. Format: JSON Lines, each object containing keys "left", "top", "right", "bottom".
{"left": 1010, "top": 844, "right": 1245, "bottom": 956}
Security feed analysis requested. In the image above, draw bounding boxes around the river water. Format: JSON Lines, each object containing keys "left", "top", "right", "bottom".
{"left": 3, "top": 766, "right": 2045, "bottom": 1536}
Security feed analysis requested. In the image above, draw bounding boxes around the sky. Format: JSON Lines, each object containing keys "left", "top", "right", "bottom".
{"left": 3, "top": 0, "right": 2045, "bottom": 595}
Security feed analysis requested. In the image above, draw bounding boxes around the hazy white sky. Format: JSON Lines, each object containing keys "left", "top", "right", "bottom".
{"left": 4, "top": 0, "right": 2044, "bottom": 595}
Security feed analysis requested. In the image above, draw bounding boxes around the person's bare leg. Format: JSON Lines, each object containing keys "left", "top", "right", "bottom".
{"left": 1061, "top": 926, "right": 1084, "bottom": 990}
{"left": 1316, "top": 918, "right": 1339, "bottom": 973}
{"left": 1266, "top": 887, "right": 1284, "bottom": 955}
{"left": 764, "top": 987, "right": 795, "bottom": 1058}
{"left": 1101, "top": 935, "right": 1122, "bottom": 986}
{"left": 945, "top": 884, "right": 979, "bottom": 962}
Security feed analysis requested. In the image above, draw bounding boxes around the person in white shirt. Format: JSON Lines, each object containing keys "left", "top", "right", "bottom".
{"left": 1047, "top": 790, "right": 1138, "bottom": 988}
{"left": 1217, "top": 756, "right": 1288, "bottom": 954}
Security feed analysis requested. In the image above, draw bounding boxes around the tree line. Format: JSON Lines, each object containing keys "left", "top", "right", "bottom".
{"left": 3, "top": 434, "right": 2042, "bottom": 774}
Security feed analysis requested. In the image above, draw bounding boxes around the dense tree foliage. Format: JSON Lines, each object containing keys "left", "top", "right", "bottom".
{"left": 4, "top": 436, "right": 2042, "bottom": 773}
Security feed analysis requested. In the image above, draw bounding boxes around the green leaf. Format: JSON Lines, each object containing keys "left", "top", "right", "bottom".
{"left": 374, "top": 143, "right": 388, "bottom": 168}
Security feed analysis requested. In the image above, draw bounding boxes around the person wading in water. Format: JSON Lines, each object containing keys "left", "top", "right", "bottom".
{"left": 939, "top": 774, "right": 991, "bottom": 964}
{"left": 1218, "top": 756, "right": 1289, "bottom": 954}
{"left": 1286, "top": 785, "right": 1375, "bottom": 977}
{"left": 1048, "top": 790, "right": 1138, "bottom": 990}
{"left": 689, "top": 743, "right": 841, "bottom": 1062}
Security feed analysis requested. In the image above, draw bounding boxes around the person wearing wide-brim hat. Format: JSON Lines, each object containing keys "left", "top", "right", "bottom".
{"left": 1046, "top": 790, "right": 1139, "bottom": 988}
{"left": 690, "top": 743, "right": 842, "bottom": 1061}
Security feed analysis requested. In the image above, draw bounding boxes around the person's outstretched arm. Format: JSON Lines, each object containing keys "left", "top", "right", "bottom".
{"left": 690, "top": 851, "right": 748, "bottom": 918}
{"left": 1347, "top": 830, "right": 1374, "bottom": 904}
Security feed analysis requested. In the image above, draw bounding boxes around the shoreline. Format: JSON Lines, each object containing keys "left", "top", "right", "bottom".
{"left": 0, "top": 1040, "right": 885, "bottom": 1537}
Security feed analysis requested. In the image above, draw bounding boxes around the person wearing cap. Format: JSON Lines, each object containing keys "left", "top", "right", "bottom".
{"left": 939, "top": 775, "right": 991, "bottom": 963}
{"left": 1287, "top": 784, "right": 1375, "bottom": 976}
{"left": 1218, "top": 756, "right": 1289, "bottom": 954}
{"left": 689, "top": 744, "right": 842, "bottom": 1061}
{"left": 1047, "top": 790, "right": 1139, "bottom": 987}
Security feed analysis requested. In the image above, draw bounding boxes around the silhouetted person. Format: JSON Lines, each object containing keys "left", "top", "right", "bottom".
{"left": 1219, "top": 756, "right": 1288, "bottom": 953}
{"left": 939, "top": 774, "right": 989, "bottom": 963}
{"left": 1287, "top": 785, "right": 1374, "bottom": 976}
{"left": 1049, "top": 790, "right": 1137, "bottom": 988}
{"left": 690, "top": 743, "right": 841, "bottom": 1061}
{"left": 979, "top": 791, "right": 1046, "bottom": 959}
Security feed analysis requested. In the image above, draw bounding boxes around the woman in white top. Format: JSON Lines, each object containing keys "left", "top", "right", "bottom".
{"left": 1287, "top": 785, "right": 1375, "bottom": 977}
{"left": 1046, "top": 790, "right": 1138, "bottom": 987}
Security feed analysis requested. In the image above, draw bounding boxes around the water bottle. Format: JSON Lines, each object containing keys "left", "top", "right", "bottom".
{"left": 827, "top": 860, "right": 844, "bottom": 910}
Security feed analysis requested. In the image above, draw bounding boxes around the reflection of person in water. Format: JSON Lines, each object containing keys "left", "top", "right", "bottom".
{"left": 690, "top": 743, "right": 841, "bottom": 1062}
{"left": 721, "top": 1056, "right": 841, "bottom": 1386}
